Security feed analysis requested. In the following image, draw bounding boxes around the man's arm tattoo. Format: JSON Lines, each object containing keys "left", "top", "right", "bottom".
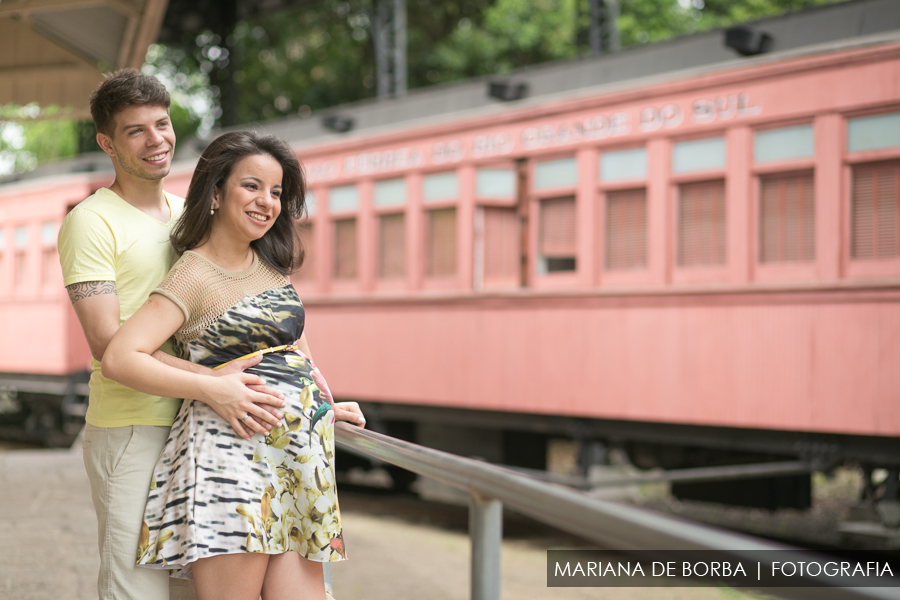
{"left": 66, "top": 281, "right": 117, "bottom": 304}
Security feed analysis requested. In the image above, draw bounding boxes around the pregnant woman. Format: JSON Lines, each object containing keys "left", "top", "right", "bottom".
{"left": 103, "top": 131, "right": 364, "bottom": 600}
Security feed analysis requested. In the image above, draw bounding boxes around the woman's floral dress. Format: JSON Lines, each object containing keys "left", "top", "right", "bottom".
{"left": 136, "top": 251, "right": 345, "bottom": 578}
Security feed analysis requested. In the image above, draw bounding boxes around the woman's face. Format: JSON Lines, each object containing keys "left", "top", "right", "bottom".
{"left": 212, "top": 153, "right": 283, "bottom": 244}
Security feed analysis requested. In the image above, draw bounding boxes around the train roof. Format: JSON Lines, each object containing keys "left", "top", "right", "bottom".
{"left": 3, "top": 0, "right": 899, "bottom": 187}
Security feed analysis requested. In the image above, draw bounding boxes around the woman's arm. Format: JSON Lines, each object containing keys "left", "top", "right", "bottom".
{"left": 296, "top": 332, "right": 365, "bottom": 427}
{"left": 102, "top": 293, "right": 285, "bottom": 439}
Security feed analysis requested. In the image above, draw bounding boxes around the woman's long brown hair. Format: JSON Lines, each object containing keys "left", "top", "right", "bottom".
{"left": 170, "top": 131, "right": 306, "bottom": 275}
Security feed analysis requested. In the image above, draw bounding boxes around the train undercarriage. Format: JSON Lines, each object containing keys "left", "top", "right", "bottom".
{"left": 347, "top": 401, "right": 900, "bottom": 535}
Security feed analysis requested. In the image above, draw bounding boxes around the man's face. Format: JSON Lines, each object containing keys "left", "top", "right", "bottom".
{"left": 99, "top": 104, "right": 175, "bottom": 182}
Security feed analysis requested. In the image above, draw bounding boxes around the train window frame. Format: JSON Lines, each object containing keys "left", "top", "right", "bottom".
{"left": 326, "top": 185, "right": 361, "bottom": 290}
{"left": 474, "top": 162, "right": 520, "bottom": 290}
{"left": 527, "top": 154, "right": 580, "bottom": 286}
{"left": 419, "top": 168, "right": 460, "bottom": 289}
{"left": 844, "top": 158, "right": 900, "bottom": 278}
{"left": 376, "top": 210, "right": 407, "bottom": 282}
{"left": 423, "top": 171, "right": 459, "bottom": 204}
{"left": 754, "top": 123, "right": 814, "bottom": 165}
{"left": 371, "top": 176, "right": 410, "bottom": 289}
{"left": 423, "top": 206, "right": 458, "bottom": 284}
{"left": 600, "top": 147, "right": 647, "bottom": 183}
{"left": 753, "top": 169, "right": 817, "bottom": 276}
{"left": 14, "top": 224, "right": 30, "bottom": 294}
{"left": 671, "top": 135, "right": 726, "bottom": 176}
{"left": 291, "top": 189, "right": 320, "bottom": 292}
{"left": 0, "top": 227, "right": 6, "bottom": 298}
{"left": 847, "top": 110, "right": 900, "bottom": 154}
{"left": 668, "top": 133, "right": 730, "bottom": 285}
{"left": 373, "top": 177, "right": 407, "bottom": 209}
{"left": 596, "top": 145, "right": 652, "bottom": 286}
{"left": 842, "top": 108, "right": 900, "bottom": 280}
{"left": 475, "top": 167, "right": 517, "bottom": 205}
{"left": 749, "top": 121, "right": 819, "bottom": 283}
{"left": 40, "top": 222, "right": 59, "bottom": 293}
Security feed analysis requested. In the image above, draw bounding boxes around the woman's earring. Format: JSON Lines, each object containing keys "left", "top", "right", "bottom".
{"left": 210, "top": 208, "right": 215, "bottom": 215}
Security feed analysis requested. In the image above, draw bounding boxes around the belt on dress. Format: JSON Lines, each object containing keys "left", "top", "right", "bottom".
{"left": 212, "top": 344, "right": 299, "bottom": 371}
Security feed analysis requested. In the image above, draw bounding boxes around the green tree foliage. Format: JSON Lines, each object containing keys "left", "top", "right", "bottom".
{"left": 164, "top": 0, "right": 838, "bottom": 125}
{"left": 434, "top": 0, "right": 843, "bottom": 78}
{"left": 229, "top": 4, "right": 375, "bottom": 123}
{"left": 432, "top": 0, "right": 579, "bottom": 79}
{"left": 151, "top": 1, "right": 497, "bottom": 124}
{"left": 141, "top": 43, "right": 210, "bottom": 139}
{"left": 0, "top": 105, "right": 81, "bottom": 176}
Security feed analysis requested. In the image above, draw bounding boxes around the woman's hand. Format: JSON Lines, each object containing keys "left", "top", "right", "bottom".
{"left": 199, "top": 373, "right": 287, "bottom": 439}
{"left": 334, "top": 402, "right": 366, "bottom": 427}
{"left": 290, "top": 334, "right": 363, "bottom": 426}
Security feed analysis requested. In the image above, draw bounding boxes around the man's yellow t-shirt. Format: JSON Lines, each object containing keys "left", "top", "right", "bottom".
{"left": 58, "top": 187, "right": 185, "bottom": 427}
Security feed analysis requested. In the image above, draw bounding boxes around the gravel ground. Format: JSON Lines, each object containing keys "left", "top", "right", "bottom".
{"left": 332, "top": 507, "right": 772, "bottom": 600}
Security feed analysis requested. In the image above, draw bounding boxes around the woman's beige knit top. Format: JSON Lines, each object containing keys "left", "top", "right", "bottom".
{"left": 154, "top": 251, "right": 290, "bottom": 342}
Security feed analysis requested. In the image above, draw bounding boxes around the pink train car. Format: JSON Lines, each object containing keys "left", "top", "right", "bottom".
{"left": 2, "top": 0, "right": 899, "bottom": 513}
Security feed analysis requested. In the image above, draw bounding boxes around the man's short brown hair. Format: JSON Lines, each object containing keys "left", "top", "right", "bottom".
{"left": 89, "top": 69, "right": 170, "bottom": 137}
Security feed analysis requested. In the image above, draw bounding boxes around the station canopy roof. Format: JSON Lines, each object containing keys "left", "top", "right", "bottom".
{"left": 0, "top": 0, "right": 169, "bottom": 117}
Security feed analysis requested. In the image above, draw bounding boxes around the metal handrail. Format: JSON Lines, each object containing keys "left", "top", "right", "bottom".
{"left": 334, "top": 422, "right": 897, "bottom": 600}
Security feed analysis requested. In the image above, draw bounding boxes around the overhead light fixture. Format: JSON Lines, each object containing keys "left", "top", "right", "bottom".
{"left": 322, "top": 115, "right": 354, "bottom": 133}
{"left": 724, "top": 26, "right": 773, "bottom": 56}
{"left": 488, "top": 80, "right": 529, "bottom": 102}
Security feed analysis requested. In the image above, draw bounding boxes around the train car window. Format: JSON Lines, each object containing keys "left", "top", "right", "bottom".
{"left": 600, "top": 148, "right": 647, "bottom": 182}
{"left": 329, "top": 185, "right": 359, "bottom": 213}
{"left": 374, "top": 178, "right": 407, "bottom": 207}
{"left": 294, "top": 222, "right": 316, "bottom": 282}
{"left": 538, "top": 197, "right": 577, "bottom": 274}
{"left": 678, "top": 180, "right": 726, "bottom": 266}
{"left": 41, "top": 223, "right": 56, "bottom": 246}
{"left": 851, "top": 160, "right": 900, "bottom": 260}
{"left": 15, "top": 226, "right": 28, "bottom": 290}
{"left": 754, "top": 125, "right": 813, "bottom": 164}
{"left": 605, "top": 189, "right": 647, "bottom": 270}
{"left": 0, "top": 229, "right": 4, "bottom": 294}
{"left": 476, "top": 169, "right": 515, "bottom": 198}
{"left": 426, "top": 208, "right": 457, "bottom": 277}
{"left": 333, "top": 218, "right": 358, "bottom": 279}
{"left": 759, "top": 172, "right": 815, "bottom": 263}
{"left": 41, "top": 222, "right": 58, "bottom": 288}
{"left": 293, "top": 192, "right": 316, "bottom": 284}
{"left": 535, "top": 157, "right": 577, "bottom": 190}
{"left": 482, "top": 207, "right": 519, "bottom": 280}
{"left": 672, "top": 137, "right": 726, "bottom": 174}
{"left": 423, "top": 172, "right": 459, "bottom": 202}
{"left": 848, "top": 111, "right": 900, "bottom": 153}
{"left": 378, "top": 212, "right": 406, "bottom": 278}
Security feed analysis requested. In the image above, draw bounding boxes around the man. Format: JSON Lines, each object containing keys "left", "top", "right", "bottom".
{"left": 58, "top": 69, "right": 286, "bottom": 600}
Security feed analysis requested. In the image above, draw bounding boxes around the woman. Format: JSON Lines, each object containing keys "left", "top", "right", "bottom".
{"left": 103, "top": 131, "right": 363, "bottom": 600}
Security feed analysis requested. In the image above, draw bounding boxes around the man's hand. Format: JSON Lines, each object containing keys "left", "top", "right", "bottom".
{"left": 334, "top": 402, "right": 366, "bottom": 427}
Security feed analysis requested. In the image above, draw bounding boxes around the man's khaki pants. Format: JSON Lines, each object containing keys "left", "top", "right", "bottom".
{"left": 83, "top": 424, "right": 196, "bottom": 600}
